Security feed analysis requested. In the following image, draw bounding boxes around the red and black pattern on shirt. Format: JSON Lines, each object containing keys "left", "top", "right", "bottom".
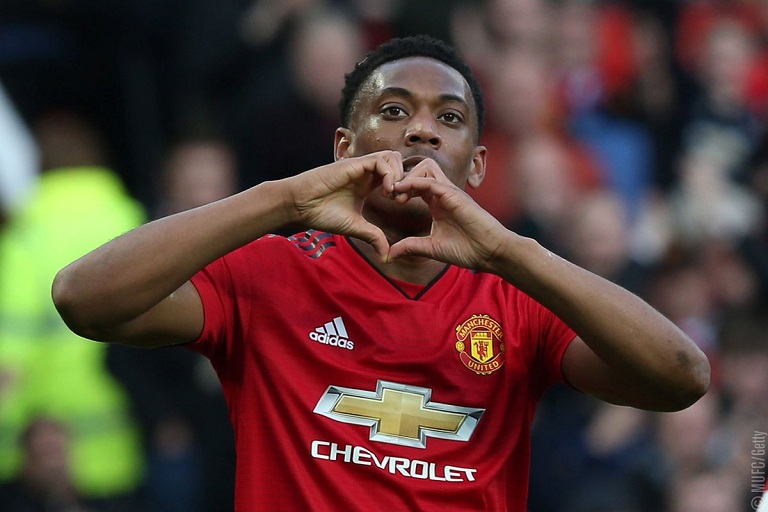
{"left": 287, "top": 230, "right": 336, "bottom": 259}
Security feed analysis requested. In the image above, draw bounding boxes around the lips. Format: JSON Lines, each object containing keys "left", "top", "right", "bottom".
{"left": 401, "top": 155, "right": 428, "bottom": 172}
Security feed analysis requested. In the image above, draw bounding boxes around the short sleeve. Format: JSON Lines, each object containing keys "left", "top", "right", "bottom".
{"left": 186, "top": 251, "right": 247, "bottom": 366}
{"left": 530, "top": 299, "right": 577, "bottom": 390}
{"left": 183, "top": 235, "right": 286, "bottom": 368}
{"left": 188, "top": 268, "right": 221, "bottom": 351}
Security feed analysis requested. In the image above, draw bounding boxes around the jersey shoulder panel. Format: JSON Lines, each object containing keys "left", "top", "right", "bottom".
{"left": 285, "top": 230, "right": 338, "bottom": 260}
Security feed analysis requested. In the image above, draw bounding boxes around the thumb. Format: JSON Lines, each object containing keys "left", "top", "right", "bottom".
{"left": 387, "top": 236, "right": 433, "bottom": 261}
{"left": 354, "top": 222, "right": 391, "bottom": 260}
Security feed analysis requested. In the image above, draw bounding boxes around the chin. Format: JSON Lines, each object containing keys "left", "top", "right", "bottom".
{"left": 365, "top": 196, "right": 432, "bottom": 232}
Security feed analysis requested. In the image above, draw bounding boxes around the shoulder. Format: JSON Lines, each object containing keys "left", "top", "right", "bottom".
{"left": 454, "top": 268, "right": 521, "bottom": 296}
{"left": 232, "top": 230, "right": 342, "bottom": 263}
{"left": 455, "top": 268, "right": 555, "bottom": 315}
{"left": 284, "top": 230, "right": 340, "bottom": 259}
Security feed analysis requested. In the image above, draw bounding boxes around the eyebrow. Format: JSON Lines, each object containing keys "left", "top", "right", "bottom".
{"left": 379, "top": 86, "right": 470, "bottom": 110}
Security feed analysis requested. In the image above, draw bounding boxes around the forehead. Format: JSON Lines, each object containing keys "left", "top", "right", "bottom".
{"left": 361, "top": 57, "right": 473, "bottom": 106}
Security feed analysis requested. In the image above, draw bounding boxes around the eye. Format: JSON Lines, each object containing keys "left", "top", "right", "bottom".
{"left": 381, "top": 105, "right": 408, "bottom": 118}
{"left": 439, "top": 111, "right": 464, "bottom": 124}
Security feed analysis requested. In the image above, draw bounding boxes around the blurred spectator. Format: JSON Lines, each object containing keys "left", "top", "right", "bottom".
{"left": 715, "top": 305, "right": 768, "bottom": 510}
{"left": 467, "top": 46, "right": 559, "bottom": 224}
{"left": 0, "top": 109, "right": 145, "bottom": 505}
{"left": 657, "top": 390, "right": 726, "bottom": 477}
{"left": 223, "top": 6, "right": 366, "bottom": 188}
{"left": 740, "top": 132, "right": 768, "bottom": 302}
{"left": 564, "top": 190, "right": 649, "bottom": 294}
{"left": 719, "top": 306, "right": 768, "bottom": 425}
{"left": 239, "top": 0, "right": 324, "bottom": 48}
{"left": 463, "top": 42, "right": 602, "bottom": 227}
{"left": 671, "top": 141, "right": 761, "bottom": 245}
{"left": 452, "top": 0, "right": 567, "bottom": 228}
{"left": 670, "top": 469, "right": 743, "bottom": 512}
{"left": 529, "top": 384, "right": 599, "bottom": 512}
{"left": 674, "top": 0, "right": 762, "bottom": 75}
{"left": 108, "top": 138, "right": 238, "bottom": 512}
{"left": 451, "top": 0, "right": 555, "bottom": 80}
{"left": 0, "top": 418, "right": 95, "bottom": 512}
{"left": 154, "top": 138, "right": 238, "bottom": 217}
{"left": 530, "top": 387, "right": 668, "bottom": 512}
{"left": 701, "top": 239, "right": 759, "bottom": 311}
{"left": 625, "top": 10, "right": 690, "bottom": 191}
{"left": 676, "top": 17, "right": 763, "bottom": 203}
{"left": 348, "top": 0, "right": 399, "bottom": 48}
{"left": 647, "top": 259, "right": 719, "bottom": 356}
{"left": 576, "top": 403, "right": 667, "bottom": 512}
{"left": 506, "top": 134, "right": 594, "bottom": 254}
{"left": 552, "top": 0, "right": 655, "bottom": 224}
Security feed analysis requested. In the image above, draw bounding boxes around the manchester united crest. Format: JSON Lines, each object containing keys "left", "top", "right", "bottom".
{"left": 455, "top": 314, "right": 505, "bottom": 375}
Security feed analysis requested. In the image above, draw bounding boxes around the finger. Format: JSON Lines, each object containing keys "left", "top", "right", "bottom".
{"left": 393, "top": 160, "right": 451, "bottom": 203}
{"left": 352, "top": 221, "right": 391, "bottom": 260}
{"left": 406, "top": 158, "right": 450, "bottom": 182}
{"left": 387, "top": 236, "right": 433, "bottom": 261}
{"left": 372, "top": 151, "right": 403, "bottom": 197}
{"left": 393, "top": 175, "right": 445, "bottom": 197}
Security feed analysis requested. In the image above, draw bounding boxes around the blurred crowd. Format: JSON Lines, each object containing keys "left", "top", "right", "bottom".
{"left": 0, "top": 0, "right": 766, "bottom": 511}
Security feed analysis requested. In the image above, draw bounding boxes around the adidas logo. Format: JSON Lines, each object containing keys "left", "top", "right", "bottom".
{"left": 309, "top": 316, "right": 355, "bottom": 350}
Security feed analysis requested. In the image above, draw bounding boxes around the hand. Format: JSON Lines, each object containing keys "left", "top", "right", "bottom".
{"left": 287, "top": 150, "right": 404, "bottom": 258}
{"left": 387, "top": 159, "right": 510, "bottom": 271}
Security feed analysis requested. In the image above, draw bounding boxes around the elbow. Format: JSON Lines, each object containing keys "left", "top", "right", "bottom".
{"left": 51, "top": 269, "right": 106, "bottom": 342}
{"left": 51, "top": 269, "right": 75, "bottom": 325}
{"left": 667, "top": 351, "right": 712, "bottom": 412}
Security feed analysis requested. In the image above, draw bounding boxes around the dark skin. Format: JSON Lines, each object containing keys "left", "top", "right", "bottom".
{"left": 336, "top": 58, "right": 488, "bottom": 284}
{"left": 52, "top": 57, "right": 710, "bottom": 412}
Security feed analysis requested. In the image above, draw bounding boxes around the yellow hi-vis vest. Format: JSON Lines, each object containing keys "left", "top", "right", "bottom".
{"left": 0, "top": 167, "right": 145, "bottom": 497}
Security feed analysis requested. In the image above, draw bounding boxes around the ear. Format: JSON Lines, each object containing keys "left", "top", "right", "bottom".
{"left": 466, "top": 145, "right": 487, "bottom": 189}
{"left": 334, "top": 128, "right": 353, "bottom": 161}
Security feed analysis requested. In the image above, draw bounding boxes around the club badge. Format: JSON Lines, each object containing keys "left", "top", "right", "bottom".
{"left": 455, "top": 314, "right": 505, "bottom": 375}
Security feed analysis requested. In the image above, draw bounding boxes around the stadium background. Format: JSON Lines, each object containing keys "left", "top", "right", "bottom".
{"left": 0, "top": 1, "right": 766, "bottom": 511}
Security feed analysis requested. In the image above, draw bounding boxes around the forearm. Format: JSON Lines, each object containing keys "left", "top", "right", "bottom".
{"left": 52, "top": 180, "right": 292, "bottom": 331}
{"left": 53, "top": 151, "right": 405, "bottom": 342}
{"left": 489, "top": 233, "right": 710, "bottom": 405}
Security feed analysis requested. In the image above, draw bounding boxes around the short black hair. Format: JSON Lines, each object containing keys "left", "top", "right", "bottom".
{"left": 339, "top": 35, "right": 485, "bottom": 139}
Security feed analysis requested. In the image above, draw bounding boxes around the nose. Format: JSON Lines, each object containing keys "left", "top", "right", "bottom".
{"left": 404, "top": 117, "right": 442, "bottom": 149}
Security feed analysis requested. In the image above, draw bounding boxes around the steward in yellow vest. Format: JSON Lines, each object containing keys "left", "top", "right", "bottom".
{"left": 0, "top": 161, "right": 145, "bottom": 498}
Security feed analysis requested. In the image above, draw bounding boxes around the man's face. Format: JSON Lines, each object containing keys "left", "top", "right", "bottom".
{"left": 335, "top": 57, "right": 486, "bottom": 227}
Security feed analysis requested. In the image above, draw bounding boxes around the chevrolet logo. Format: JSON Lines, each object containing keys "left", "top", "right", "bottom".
{"left": 314, "top": 380, "right": 485, "bottom": 449}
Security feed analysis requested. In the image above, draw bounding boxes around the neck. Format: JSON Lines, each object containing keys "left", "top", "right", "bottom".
{"left": 348, "top": 237, "right": 448, "bottom": 285}
{"left": 353, "top": 201, "right": 448, "bottom": 284}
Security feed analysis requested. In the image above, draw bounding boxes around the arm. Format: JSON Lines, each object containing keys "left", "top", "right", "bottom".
{"left": 389, "top": 161, "right": 710, "bottom": 412}
{"left": 492, "top": 237, "right": 710, "bottom": 412}
{"left": 52, "top": 151, "right": 404, "bottom": 347}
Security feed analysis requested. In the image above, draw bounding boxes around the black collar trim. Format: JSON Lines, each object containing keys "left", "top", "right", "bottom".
{"left": 345, "top": 237, "right": 451, "bottom": 300}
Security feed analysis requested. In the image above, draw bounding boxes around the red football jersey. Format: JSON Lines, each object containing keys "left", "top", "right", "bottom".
{"left": 188, "top": 231, "right": 576, "bottom": 511}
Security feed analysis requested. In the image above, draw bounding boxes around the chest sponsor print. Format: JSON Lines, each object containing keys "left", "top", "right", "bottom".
{"left": 314, "top": 380, "right": 484, "bottom": 449}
